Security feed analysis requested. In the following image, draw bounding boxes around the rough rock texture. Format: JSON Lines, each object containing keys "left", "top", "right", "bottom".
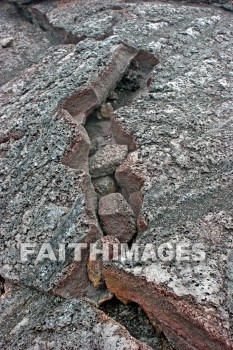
{"left": 100, "top": 102, "right": 114, "bottom": 119}
{"left": 98, "top": 193, "right": 136, "bottom": 242}
{"left": 98, "top": 2, "right": 233, "bottom": 350}
{"left": 100, "top": 297, "right": 176, "bottom": 350}
{"left": 87, "top": 235, "right": 121, "bottom": 288}
{"left": 115, "top": 151, "right": 148, "bottom": 200}
{"left": 0, "top": 36, "right": 138, "bottom": 298}
{"left": 0, "top": 282, "right": 153, "bottom": 350}
{"left": 89, "top": 144, "right": 128, "bottom": 178}
{"left": 0, "top": 1, "right": 50, "bottom": 86}
{"left": 93, "top": 176, "right": 117, "bottom": 198}
{"left": 1, "top": 0, "right": 233, "bottom": 349}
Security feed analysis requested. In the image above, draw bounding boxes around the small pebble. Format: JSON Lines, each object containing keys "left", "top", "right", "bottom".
{"left": 1, "top": 37, "right": 14, "bottom": 48}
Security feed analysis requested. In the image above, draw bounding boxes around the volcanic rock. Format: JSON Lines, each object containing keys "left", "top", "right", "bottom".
{"left": 89, "top": 144, "right": 128, "bottom": 178}
{"left": 98, "top": 193, "right": 136, "bottom": 242}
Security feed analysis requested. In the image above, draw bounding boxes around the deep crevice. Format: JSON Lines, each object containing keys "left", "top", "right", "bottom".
{"left": 81, "top": 50, "right": 172, "bottom": 348}
{"left": 84, "top": 52, "right": 158, "bottom": 238}
{"left": 100, "top": 296, "right": 176, "bottom": 350}
{"left": 15, "top": 3, "right": 82, "bottom": 45}
{"left": 13, "top": 2, "right": 123, "bottom": 46}
{"left": 0, "top": 275, "right": 5, "bottom": 296}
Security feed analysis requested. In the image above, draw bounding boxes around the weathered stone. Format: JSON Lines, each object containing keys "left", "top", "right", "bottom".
{"left": 0, "top": 1, "right": 50, "bottom": 86}
{"left": 108, "top": 90, "right": 119, "bottom": 100}
{"left": 93, "top": 176, "right": 117, "bottom": 198}
{"left": 1, "top": 0, "right": 233, "bottom": 349}
{"left": 87, "top": 235, "right": 120, "bottom": 288}
{"left": 100, "top": 102, "right": 114, "bottom": 119}
{"left": 111, "top": 114, "right": 139, "bottom": 152}
{"left": 129, "top": 191, "right": 143, "bottom": 220}
{"left": 0, "top": 37, "right": 14, "bottom": 48}
{"left": 0, "top": 283, "right": 153, "bottom": 350}
{"left": 62, "top": 110, "right": 91, "bottom": 172}
{"left": 85, "top": 115, "right": 113, "bottom": 150}
{"left": 98, "top": 193, "right": 136, "bottom": 242}
{"left": 115, "top": 151, "right": 148, "bottom": 200}
{"left": 98, "top": 2, "right": 233, "bottom": 348}
{"left": 0, "top": 36, "right": 138, "bottom": 298}
{"left": 89, "top": 144, "right": 128, "bottom": 178}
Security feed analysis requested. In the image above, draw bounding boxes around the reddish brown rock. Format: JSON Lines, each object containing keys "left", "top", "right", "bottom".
{"left": 87, "top": 235, "right": 120, "bottom": 289}
{"left": 89, "top": 144, "right": 128, "bottom": 178}
{"left": 129, "top": 191, "right": 143, "bottom": 219}
{"left": 98, "top": 193, "right": 136, "bottom": 242}
{"left": 115, "top": 151, "right": 148, "bottom": 200}
{"left": 100, "top": 102, "right": 114, "bottom": 119}
{"left": 61, "top": 109, "right": 91, "bottom": 172}
{"left": 111, "top": 114, "right": 139, "bottom": 152}
{"left": 103, "top": 265, "right": 232, "bottom": 350}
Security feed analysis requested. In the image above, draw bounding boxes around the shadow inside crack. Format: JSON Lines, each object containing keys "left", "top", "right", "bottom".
{"left": 0, "top": 275, "right": 5, "bottom": 296}
{"left": 100, "top": 296, "right": 176, "bottom": 350}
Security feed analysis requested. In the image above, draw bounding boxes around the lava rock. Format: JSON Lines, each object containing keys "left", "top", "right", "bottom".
{"left": 0, "top": 283, "right": 153, "bottom": 350}
{"left": 98, "top": 193, "right": 136, "bottom": 242}
{"left": 89, "top": 144, "right": 128, "bottom": 178}
{"left": 93, "top": 176, "right": 116, "bottom": 198}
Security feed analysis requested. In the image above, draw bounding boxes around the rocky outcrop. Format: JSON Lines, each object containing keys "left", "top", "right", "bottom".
{"left": 0, "top": 0, "right": 233, "bottom": 349}
{"left": 0, "top": 36, "right": 139, "bottom": 299}
{"left": 0, "top": 282, "right": 153, "bottom": 350}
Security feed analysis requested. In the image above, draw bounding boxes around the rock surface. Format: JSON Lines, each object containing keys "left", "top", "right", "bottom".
{"left": 89, "top": 144, "right": 128, "bottom": 178}
{"left": 0, "top": 1, "right": 50, "bottom": 86}
{"left": 0, "top": 282, "right": 153, "bottom": 350}
{"left": 93, "top": 176, "right": 117, "bottom": 198}
{"left": 0, "top": 0, "right": 233, "bottom": 349}
{"left": 0, "top": 36, "right": 138, "bottom": 297}
{"left": 98, "top": 193, "right": 136, "bottom": 242}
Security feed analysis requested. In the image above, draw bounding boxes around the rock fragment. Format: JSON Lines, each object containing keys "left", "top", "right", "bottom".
{"left": 0, "top": 37, "right": 14, "bottom": 48}
{"left": 100, "top": 102, "right": 114, "bottom": 119}
{"left": 92, "top": 176, "right": 116, "bottom": 198}
{"left": 98, "top": 193, "right": 136, "bottom": 242}
{"left": 87, "top": 235, "right": 120, "bottom": 288}
{"left": 89, "top": 144, "right": 128, "bottom": 178}
{"left": 116, "top": 151, "right": 147, "bottom": 200}
{"left": 108, "top": 90, "right": 119, "bottom": 100}
{"left": 0, "top": 283, "right": 153, "bottom": 350}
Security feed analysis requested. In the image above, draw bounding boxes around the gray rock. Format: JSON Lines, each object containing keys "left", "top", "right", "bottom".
{"left": 89, "top": 144, "right": 128, "bottom": 178}
{"left": 1, "top": 0, "right": 233, "bottom": 349}
{"left": 0, "top": 36, "right": 138, "bottom": 297}
{"left": 93, "top": 176, "right": 117, "bottom": 198}
{"left": 98, "top": 193, "right": 136, "bottom": 242}
{"left": 0, "top": 282, "right": 153, "bottom": 350}
{"left": 0, "top": 2, "right": 50, "bottom": 86}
